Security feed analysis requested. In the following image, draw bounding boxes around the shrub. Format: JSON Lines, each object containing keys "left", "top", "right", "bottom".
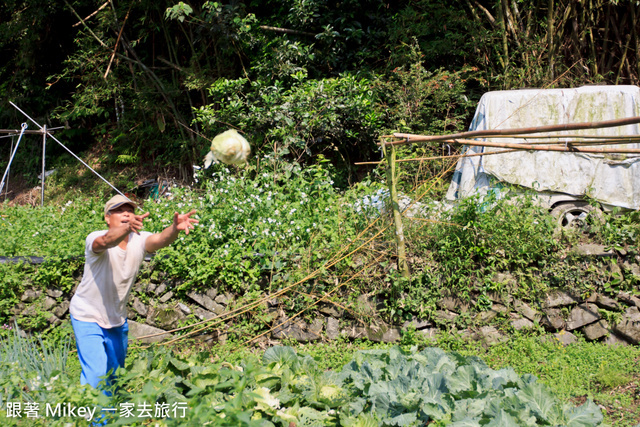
{"left": 194, "top": 72, "right": 384, "bottom": 185}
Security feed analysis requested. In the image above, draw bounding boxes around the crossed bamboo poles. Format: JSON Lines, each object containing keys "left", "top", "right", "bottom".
{"left": 354, "top": 115, "right": 640, "bottom": 166}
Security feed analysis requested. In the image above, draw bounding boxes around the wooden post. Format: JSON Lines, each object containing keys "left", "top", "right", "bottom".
{"left": 4, "top": 138, "right": 12, "bottom": 201}
{"left": 41, "top": 125, "right": 46, "bottom": 206}
{"left": 383, "top": 142, "right": 410, "bottom": 278}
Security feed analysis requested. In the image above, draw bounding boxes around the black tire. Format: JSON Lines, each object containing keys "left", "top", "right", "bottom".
{"left": 549, "top": 201, "right": 604, "bottom": 229}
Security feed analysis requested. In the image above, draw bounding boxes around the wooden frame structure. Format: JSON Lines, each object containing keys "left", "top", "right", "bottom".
{"left": 377, "top": 115, "right": 640, "bottom": 278}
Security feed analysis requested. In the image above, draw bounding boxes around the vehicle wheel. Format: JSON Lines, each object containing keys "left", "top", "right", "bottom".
{"left": 549, "top": 201, "right": 604, "bottom": 229}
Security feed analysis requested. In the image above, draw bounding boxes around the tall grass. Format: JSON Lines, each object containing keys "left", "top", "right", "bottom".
{"left": 0, "top": 324, "right": 72, "bottom": 404}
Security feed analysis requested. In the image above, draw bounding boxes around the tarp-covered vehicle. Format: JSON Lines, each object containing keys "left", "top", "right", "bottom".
{"left": 446, "top": 85, "right": 640, "bottom": 226}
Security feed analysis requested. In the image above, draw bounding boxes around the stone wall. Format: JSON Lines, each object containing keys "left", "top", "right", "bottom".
{"left": 9, "top": 244, "right": 640, "bottom": 347}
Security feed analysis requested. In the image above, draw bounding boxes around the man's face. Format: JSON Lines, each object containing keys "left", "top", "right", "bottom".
{"left": 105, "top": 204, "right": 135, "bottom": 229}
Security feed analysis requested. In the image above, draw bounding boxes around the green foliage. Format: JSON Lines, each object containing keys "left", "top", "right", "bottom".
{"left": 386, "top": 1, "right": 487, "bottom": 71}
{"left": 0, "top": 263, "right": 32, "bottom": 324}
{"left": 593, "top": 361, "right": 632, "bottom": 391}
{"left": 402, "top": 190, "right": 560, "bottom": 321}
{"left": 195, "top": 72, "right": 383, "bottom": 183}
{"left": 3, "top": 0, "right": 640, "bottom": 183}
{"left": 0, "top": 199, "right": 104, "bottom": 257}
{"left": 165, "top": 2, "right": 193, "bottom": 22}
{"left": 31, "top": 257, "right": 81, "bottom": 294}
{"left": 375, "top": 39, "right": 480, "bottom": 136}
{"left": 340, "top": 346, "right": 603, "bottom": 426}
{"left": 0, "top": 341, "right": 609, "bottom": 426}
{"left": 598, "top": 208, "right": 640, "bottom": 250}
{"left": 0, "top": 323, "right": 72, "bottom": 403}
{"left": 477, "top": 333, "right": 640, "bottom": 414}
{"left": 147, "top": 159, "right": 366, "bottom": 293}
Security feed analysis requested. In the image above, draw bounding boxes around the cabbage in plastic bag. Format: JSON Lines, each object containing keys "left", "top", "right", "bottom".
{"left": 204, "top": 129, "right": 251, "bottom": 167}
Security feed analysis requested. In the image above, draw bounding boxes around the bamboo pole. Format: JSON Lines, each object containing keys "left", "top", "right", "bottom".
{"left": 381, "top": 134, "right": 640, "bottom": 143}
{"left": 400, "top": 137, "right": 640, "bottom": 154}
{"left": 498, "top": 0, "right": 509, "bottom": 70}
{"left": 0, "top": 128, "right": 61, "bottom": 135}
{"left": 151, "top": 225, "right": 391, "bottom": 346}
{"left": 243, "top": 254, "right": 387, "bottom": 346}
{"left": 258, "top": 25, "right": 317, "bottom": 37}
{"left": 134, "top": 212, "right": 391, "bottom": 342}
{"left": 72, "top": 1, "right": 109, "bottom": 27}
{"left": 633, "top": 4, "right": 640, "bottom": 81}
{"left": 382, "top": 143, "right": 410, "bottom": 278}
{"left": 587, "top": 0, "right": 598, "bottom": 77}
{"left": 354, "top": 148, "right": 517, "bottom": 166}
{"left": 4, "top": 137, "right": 12, "bottom": 201}
{"left": 41, "top": 125, "right": 46, "bottom": 207}
{"left": 104, "top": 5, "right": 132, "bottom": 79}
{"left": 387, "top": 115, "right": 640, "bottom": 145}
{"left": 616, "top": 32, "right": 632, "bottom": 85}
{"left": 547, "top": 0, "right": 555, "bottom": 80}
{"left": 460, "top": 134, "right": 640, "bottom": 142}
{"left": 601, "top": 2, "right": 611, "bottom": 73}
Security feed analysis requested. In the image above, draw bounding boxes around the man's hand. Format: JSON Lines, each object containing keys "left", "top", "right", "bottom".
{"left": 172, "top": 210, "right": 199, "bottom": 235}
{"left": 145, "top": 210, "right": 199, "bottom": 253}
{"left": 93, "top": 209, "right": 150, "bottom": 253}
{"left": 123, "top": 212, "right": 150, "bottom": 234}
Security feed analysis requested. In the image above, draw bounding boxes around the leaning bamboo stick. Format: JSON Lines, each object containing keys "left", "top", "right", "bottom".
{"left": 381, "top": 134, "right": 640, "bottom": 143}
{"left": 258, "top": 25, "right": 317, "bottom": 37}
{"left": 505, "top": 140, "right": 640, "bottom": 147}
{"left": 135, "top": 219, "right": 389, "bottom": 343}
{"left": 243, "top": 253, "right": 387, "bottom": 346}
{"left": 387, "top": 116, "right": 640, "bottom": 145}
{"left": 104, "top": 5, "right": 132, "bottom": 79}
{"left": 72, "top": 0, "right": 109, "bottom": 27}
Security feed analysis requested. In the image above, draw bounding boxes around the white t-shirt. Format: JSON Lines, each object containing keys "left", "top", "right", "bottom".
{"left": 70, "top": 230, "right": 152, "bottom": 328}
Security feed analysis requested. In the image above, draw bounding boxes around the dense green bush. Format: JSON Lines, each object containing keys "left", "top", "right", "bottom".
{"left": 0, "top": 200, "right": 104, "bottom": 258}
{"left": 379, "top": 189, "right": 563, "bottom": 323}
{"left": 148, "top": 158, "right": 370, "bottom": 293}
{"left": 194, "top": 73, "right": 384, "bottom": 185}
{"left": 375, "top": 40, "right": 480, "bottom": 137}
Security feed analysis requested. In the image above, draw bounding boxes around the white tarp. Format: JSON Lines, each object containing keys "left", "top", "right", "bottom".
{"left": 446, "top": 85, "right": 640, "bottom": 209}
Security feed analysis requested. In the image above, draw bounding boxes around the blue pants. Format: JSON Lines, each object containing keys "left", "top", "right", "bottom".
{"left": 70, "top": 315, "right": 128, "bottom": 395}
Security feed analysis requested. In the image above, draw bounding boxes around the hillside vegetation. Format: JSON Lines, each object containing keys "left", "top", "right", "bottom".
{"left": 2, "top": 1, "right": 640, "bottom": 425}
{"left": 2, "top": 0, "right": 640, "bottom": 186}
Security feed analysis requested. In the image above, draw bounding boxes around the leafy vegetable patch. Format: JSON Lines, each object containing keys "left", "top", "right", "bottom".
{"left": 0, "top": 342, "right": 604, "bottom": 426}
{"left": 338, "top": 346, "right": 602, "bottom": 426}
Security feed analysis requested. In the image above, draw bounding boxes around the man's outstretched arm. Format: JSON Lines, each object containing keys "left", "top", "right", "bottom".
{"left": 145, "top": 210, "right": 199, "bottom": 253}
{"left": 93, "top": 212, "right": 149, "bottom": 253}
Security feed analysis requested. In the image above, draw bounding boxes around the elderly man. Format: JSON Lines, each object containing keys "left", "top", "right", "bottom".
{"left": 69, "top": 194, "right": 198, "bottom": 393}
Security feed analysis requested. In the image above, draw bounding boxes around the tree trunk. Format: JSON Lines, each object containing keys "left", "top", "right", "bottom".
{"left": 547, "top": 0, "right": 555, "bottom": 80}
{"left": 497, "top": 0, "right": 510, "bottom": 70}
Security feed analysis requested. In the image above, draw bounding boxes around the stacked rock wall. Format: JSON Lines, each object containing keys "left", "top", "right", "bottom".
{"left": 10, "top": 266, "right": 640, "bottom": 347}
